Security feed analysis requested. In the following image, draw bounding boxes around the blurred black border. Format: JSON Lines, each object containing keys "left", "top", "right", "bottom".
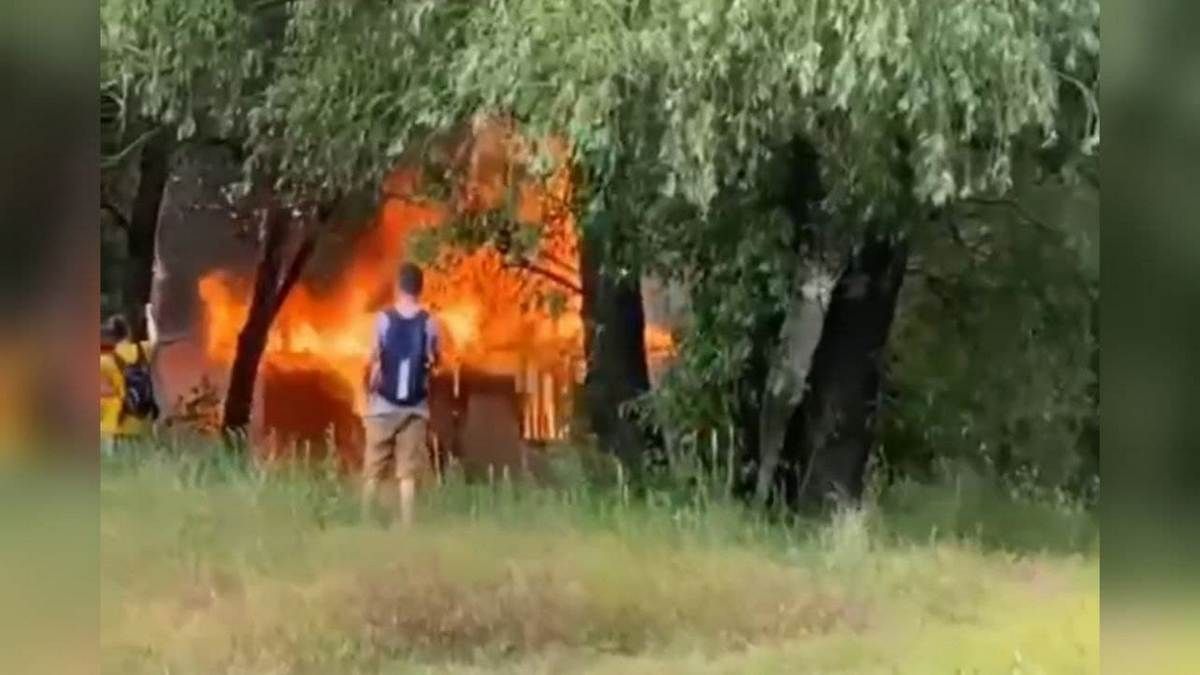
{"left": 8, "top": 0, "right": 1200, "bottom": 669}
{"left": 0, "top": 2, "right": 100, "bottom": 673}
{"left": 1103, "top": 0, "right": 1200, "bottom": 579}
{"left": 1103, "top": 0, "right": 1200, "bottom": 670}
{"left": 0, "top": 1, "right": 99, "bottom": 459}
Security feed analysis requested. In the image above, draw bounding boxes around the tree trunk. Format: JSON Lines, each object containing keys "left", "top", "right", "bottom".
{"left": 123, "top": 134, "right": 171, "bottom": 336}
{"left": 752, "top": 263, "right": 833, "bottom": 505}
{"left": 221, "top": 208, "right": 316, "bottom": 435}
{"left": 734, "top": 137, "right": 824, "bottom": 497}
{"left": 773, "top": 234, "right": 909, "bottom": 510}
{"left": 731, "top": 311, "right": 785, "bottom": 495}
{"left": 579, "top": 229, "right": 652, "bottom": 468}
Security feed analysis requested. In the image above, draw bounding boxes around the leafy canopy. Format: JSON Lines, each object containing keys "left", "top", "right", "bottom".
{"left": 103, "top": 0, "right": 1099, "bottom": 223}
{"left": 101, "top": 0, "right": 266, "bottom": 153}
{"left": 99, "top": 0, "right": 1101, "bottom": 490}
{"left": 257, "top": 1, "right": 1096, "bottom": 215}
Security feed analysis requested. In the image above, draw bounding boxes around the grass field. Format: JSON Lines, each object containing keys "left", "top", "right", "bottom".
{"left": 99, "top": 444, "right": 1098, "bottom": 674}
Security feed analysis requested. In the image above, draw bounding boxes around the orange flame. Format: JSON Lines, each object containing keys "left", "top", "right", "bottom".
{"left": 197, "top": 122, "right": 672, "bottom": 437}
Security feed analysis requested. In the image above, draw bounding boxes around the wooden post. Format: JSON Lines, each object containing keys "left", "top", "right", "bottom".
{"left": 524, "top": 362, "right": 539, "bottom": 439}
{"left": 543, "top": 371, "right": 556, "bottom": 440}
{"left": 431, "top": 434, "right": 443, "bottom": 486}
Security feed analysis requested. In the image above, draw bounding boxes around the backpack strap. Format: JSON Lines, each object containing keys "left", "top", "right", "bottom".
{"left": 109, "top": 347, "right": 126, "bottom": 371}
{"left": 375, "top": 309, "right": 400, "bottom": 377}
{"left": 380, "top": 308, "right": 400, "bottom": 349}
{"left": 380, "top": 308, "right": 427, "bottom": 350}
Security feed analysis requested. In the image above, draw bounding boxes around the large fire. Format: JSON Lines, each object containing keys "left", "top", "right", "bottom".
{"left": 197, "top": 122, "right": 673, "bottom": 446}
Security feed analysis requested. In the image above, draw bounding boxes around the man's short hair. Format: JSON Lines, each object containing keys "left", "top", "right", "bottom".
{"left": 105, "top": 314, "right": 130, "bottom": 342}
{"left": 398, "top": 262, "right": 424, "bottom": 296}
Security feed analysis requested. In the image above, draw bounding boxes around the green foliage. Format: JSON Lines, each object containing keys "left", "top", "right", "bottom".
{"left": 100, "top": 214, "right": 128, "bottom": 316}
{"left": 101, "top": 0, "right": 1099, "bottom": 251}
{"left": 884, "top": 182, "right": 1099, "bottom": 494}
{"left": 102, "top": 0, "right": 1099, "bottom": 222}
{"left": 168, "top": 0, "right": 1094, "bottom": 286}
{"left": 640, "top": 202, "right": 800, "bottom": 438}
{"left": 99, "top": 0, "right": 1102, "bottom": 500}
{"left": 101, "top": 0, "right": 264, "bottom": 146}
{"left": 446, "top": 0, "right": 1097, "bottom": 218}
{"left": 430, "top": 0, "right": 1099, "bottom": 488}
{"left": 245, "top": 0, "right": 473, "bottom": 199}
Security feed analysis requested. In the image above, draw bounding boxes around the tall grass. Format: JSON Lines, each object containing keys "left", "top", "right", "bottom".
{"left": 100, "top": 439, "right": 1098, "bottom": 674}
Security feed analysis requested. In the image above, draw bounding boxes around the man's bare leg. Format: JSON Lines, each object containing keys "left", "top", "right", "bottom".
{"left": 397, "top": 476, "right": 415, "bottom": 528}
{"left": 362, "top": 416, "right": 396, "bottom": 524}
{"left": 362, "top": 476, "right": 380, "bottom": 522}
{"left": 393, "top": 414, "right": 426, "bottom": 529}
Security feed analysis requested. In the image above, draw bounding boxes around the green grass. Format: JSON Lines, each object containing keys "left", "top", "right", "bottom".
{"left": 99, "top": 442, "right": 1098, "bottom": 674}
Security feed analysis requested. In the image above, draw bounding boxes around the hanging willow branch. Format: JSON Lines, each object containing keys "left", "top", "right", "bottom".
{"left": 503, "top": 258, "right": 582, "bottom": 295}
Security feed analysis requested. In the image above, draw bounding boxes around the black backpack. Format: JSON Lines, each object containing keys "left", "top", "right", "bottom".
{"left": 111, "top": 343, "right": 159, "bottom": 421}
{"left": 375, "top": 309, "right": 430, "bottom": 406}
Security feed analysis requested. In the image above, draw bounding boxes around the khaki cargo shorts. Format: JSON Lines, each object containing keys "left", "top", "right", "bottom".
{"left": 363, "top": 413, "right": 429, "bottom": 481}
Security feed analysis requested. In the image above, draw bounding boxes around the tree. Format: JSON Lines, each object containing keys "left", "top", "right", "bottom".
{"left": 100, "top": 0, "right": 1100, "bottom": 506}
{"left": 101, "top": 0, "right": 263, "bottom": 333}
{"left": 883, "top": 172, "right": 1099, "bottom": 495}
{"left": 102, "top": 0, "right": 261, "bottom": 431}
{"left": 103, "top": 0, "right": 596, "bottom": 439}
{"left": 220, "top": 0, "right": 1099, "bottom": 496}
{"left": 100, "top": 0, "right": 376, "bottom": 435}
{"left": 431, "top": 0, "right": 1100, "bottom": 507}
{"left": 243, "top": 0, "right": 657, "bottom": 459}
{"left": 100, "top": 124, "right": 171, "bottom": 337}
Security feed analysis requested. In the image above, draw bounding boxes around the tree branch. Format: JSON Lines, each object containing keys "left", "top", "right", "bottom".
{"left": 264, "top": 195, "right": 341, "bottom": 317}
{"left": 101, "top": 127, "right": 161, "bottom": 170}
{"left": 917, "top": 271, "right": 956, "bottom": 304}
{"left": 101, "top": 196, "right": 130, "bottom": 230}
{"left": 270, "top": 230, "right": 316, "bottom": 318}
{"left": 504, "top": 259, "right": 583, "bottom": 295}
{"left": 922, "top": 271, "right": 975, "bottom": 335}
{"left": 536, "top": 249, "right": 580, "bottom": 277}
{"left": 941, "top": 216, "right": 989, "bottom": 262}
{"left": 250, "top": 206, "right": 291, "bottom": 315}
{"left": 964, "top": 197, "right": 1056, "bottom": 234}
{"left": 251, "top": 0, "right": 293, "bottom": 12}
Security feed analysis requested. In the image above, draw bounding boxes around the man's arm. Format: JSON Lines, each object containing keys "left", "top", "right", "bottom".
{"left": 427, "top": 316, "right": 441, "bottom": 369}
{"left": 364, "top": 342, "right": 380, "bottom": 393}
{"left": 145, "top": 303, "right": 159, "bottom": 347}
{"left": 364, "top": 313, "right": 385, "bottom": 393}
{"left": 144, "top": 303, "right": 189, "bottom": 347}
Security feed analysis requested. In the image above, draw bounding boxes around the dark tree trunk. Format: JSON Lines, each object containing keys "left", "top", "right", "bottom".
{"left": 222, "top": 208, "right": 316, "bottom": 434}
{"left": 773, "top": 234, "right": 909, "bottom": 510}
{"left": 734, "top": 138, "right": 824, "bottom": 497}
{"left": 731, "top": 313, "right": 785, "bottom": 495}
{"left": 579, "top": 229, "right": 652, "bottom": 468}
{"left": 123, "top": 134, "right": 171, "bottom": 336}
{"left": 752, "top": 263, "right": 831, "bottom": 504}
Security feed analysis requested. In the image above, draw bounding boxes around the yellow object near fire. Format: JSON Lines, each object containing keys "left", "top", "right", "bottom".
{"left": 100, "top": 340, "right": 155, "bottom": 437}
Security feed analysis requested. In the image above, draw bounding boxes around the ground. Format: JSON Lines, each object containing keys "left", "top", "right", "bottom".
{"left": 98, "top": 445, "right": 1098, "bottom": 674}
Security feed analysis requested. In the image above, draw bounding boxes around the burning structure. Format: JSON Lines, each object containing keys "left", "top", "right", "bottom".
{"left": 171, "top": 121, "right": 674, "bottom": 471}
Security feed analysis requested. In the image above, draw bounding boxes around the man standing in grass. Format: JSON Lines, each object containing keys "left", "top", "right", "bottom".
{"left": 362, "top": 262, "right": 439, "bottom": 526}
